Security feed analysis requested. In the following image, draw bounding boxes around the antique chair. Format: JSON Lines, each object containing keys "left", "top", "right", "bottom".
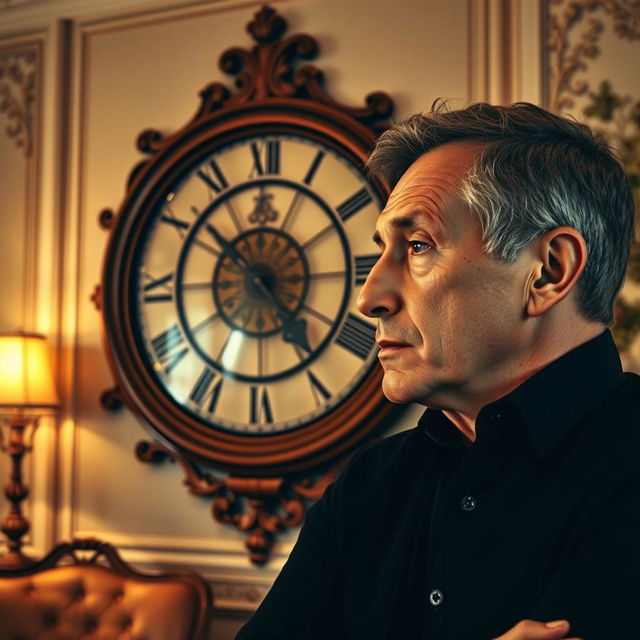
{"left": 0, "top": 538, "right": 213, "bottom": 640}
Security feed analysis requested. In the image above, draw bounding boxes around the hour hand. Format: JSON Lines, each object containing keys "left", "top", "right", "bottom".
{"left": 279, "top": 314, "right": 312, "bottom": 353}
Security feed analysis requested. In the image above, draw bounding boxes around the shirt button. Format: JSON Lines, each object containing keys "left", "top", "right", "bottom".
{"left": 461, "top": 495, "right": 477, "bottom": 511}
{"left": 429, "top": 589, "right": 444, "bottom": 606}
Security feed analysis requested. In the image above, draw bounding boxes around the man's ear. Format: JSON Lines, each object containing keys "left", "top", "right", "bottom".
{"left": 526, "top": 226, "right": 587, "bottom": 317}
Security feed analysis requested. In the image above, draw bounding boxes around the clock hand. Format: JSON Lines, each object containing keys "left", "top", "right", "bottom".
{"left": 279, "top": 315, "right": 312, "bottom": 353}
{"left": 208, "top": 223, "right": 311, "bottom": 352}
{"left": 248, "top": 278, "right": 312, "bottom": 353}
{"left": 207, "top": 223, "right": 251, "bottom": 271}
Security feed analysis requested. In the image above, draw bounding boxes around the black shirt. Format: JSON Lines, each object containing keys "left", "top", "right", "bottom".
{"left": 237, "top": 331, "right": 640, "bottom": 640}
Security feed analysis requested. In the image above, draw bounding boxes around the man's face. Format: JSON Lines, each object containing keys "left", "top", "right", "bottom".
{"left": 357, "top": 142, "right": 535, "bottom": 410}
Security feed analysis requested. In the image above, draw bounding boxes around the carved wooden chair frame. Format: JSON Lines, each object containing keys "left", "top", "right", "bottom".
{"left": 0, "top": 537, "right": 213, "bottom": 640}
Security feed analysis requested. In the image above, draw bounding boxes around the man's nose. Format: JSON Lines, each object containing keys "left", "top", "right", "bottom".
{"left": 356, "top": 253, "right": 400, "bottom": 318}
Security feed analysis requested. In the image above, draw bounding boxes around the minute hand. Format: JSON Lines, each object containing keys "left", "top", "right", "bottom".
{"left": 207, "top": 223, "right": 250, "bottom": 272}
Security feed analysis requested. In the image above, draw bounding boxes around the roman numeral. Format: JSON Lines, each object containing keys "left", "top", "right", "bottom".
{"left": 303, "top": 151, "right": 325, "bottom": 185}
{"left": 250, "top": 140, "right": 280, "bottom": 176}
{"left": 161, "top": 210, "right": 190, "bottom": 232}
{"left": 151, "top": 324, "right": 188, "bottom": 373}
{"left": 143, "top": 272, "right": 173, "bottom": 302}
{"left": 335, "top": 313, "right": 376, "bottom": 360}
{"left": 196, "top": 159, "right": 229, "bottom": 194}
{"left": 354, "top": 254, "right": 379, "bottom": 285}
{"left": 336, "top": 187, "right": 372, "bottom": 223}
{"left": 152, "top": 324, "right": 183, "bottom": 360}
{"left": 189, "top": 367, "right": 223, "bottom": 413}
{"left": 250, "top": 386, "right": 273, "bottom": 424}
{"left": 160, "top": 214, "right": 189, "bottom": 229}
{"left": 307, "top": 370, "right": 331, "bottom": 405}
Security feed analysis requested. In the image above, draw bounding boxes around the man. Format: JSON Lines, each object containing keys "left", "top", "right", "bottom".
{"left": 237, "top": 102, "right": 639, "bottom": 640}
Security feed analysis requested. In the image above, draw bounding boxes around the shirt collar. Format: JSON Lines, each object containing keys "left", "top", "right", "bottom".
{"left": 420, "top": 330, "right": 625, "bottom": 460}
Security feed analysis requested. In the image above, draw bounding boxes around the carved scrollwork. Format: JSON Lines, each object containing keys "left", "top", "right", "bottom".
{"left": 138, "top": 4, "right": 393, "bottom": 157}
{"left": 136, "top": 439, "right": 339, "bottom": 565}
{"left": 98, "top": 208, "right": 116, "bottom": 230}
{"left": 99, "top": 385, "right": 124, "bottom": 411}
{"left": 90, "top": 284, "right": 102, "bottom": 311}
{"left": 548, "top": 0, "right": 640, "bottom": 112}
{"left": 247, "top": 3, "right": 287, "bottom": 44}
{"left": 136, "top": 128, "right": 164, "bottom": 154}
{"left": 0, "top": 48, "right": 37, "bottom": 157}
{"left": 135, "top": 440, "right": 224, "bottom": 497}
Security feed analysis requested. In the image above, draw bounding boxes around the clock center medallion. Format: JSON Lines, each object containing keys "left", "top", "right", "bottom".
{"left": 213, "top": 227, "right": 310, "bottom": 337}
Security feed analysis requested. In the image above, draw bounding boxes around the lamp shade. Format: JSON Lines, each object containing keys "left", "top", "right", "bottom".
{"left": 0, "top": 333, "right": 59, "bottom": 410}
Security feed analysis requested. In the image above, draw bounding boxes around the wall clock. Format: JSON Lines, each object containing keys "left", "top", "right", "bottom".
{"left": 96, "top": 4, "right": 400, "bottom": 563}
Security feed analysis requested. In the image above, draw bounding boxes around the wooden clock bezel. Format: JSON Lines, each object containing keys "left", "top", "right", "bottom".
{"left": 101, "top": 100, "right": 398, "bottom": 477}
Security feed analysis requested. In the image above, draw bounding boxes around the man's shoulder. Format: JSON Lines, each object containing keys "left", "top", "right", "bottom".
{"left": 608, "top": 371, "right": 640, "bottom": 438}
{"left": 606, "top": 371, "right": 640, "bottom": 421}
{"left": 573, "top": 371, "right": 640, "bottom": 480}
{"left": 622, "top": 370, "right": 640, "bottom": 393}
{"left": 334, "top": 424, "right": 429, "bottom": 492}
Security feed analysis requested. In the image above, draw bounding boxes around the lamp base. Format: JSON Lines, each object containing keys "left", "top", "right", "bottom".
{"left": 0, "top": 549, "right": 36, "bottom": 569}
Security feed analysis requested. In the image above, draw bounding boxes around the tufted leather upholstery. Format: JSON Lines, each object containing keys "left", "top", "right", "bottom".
{"left": 0, "top": 539, "right": 212, "bottom": 640}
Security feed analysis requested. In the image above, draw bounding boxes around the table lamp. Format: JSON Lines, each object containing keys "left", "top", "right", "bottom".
{"left": 0, "top": 332, "right": 58, "bottom": 567}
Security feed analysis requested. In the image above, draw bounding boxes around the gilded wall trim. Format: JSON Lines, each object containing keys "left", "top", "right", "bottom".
{"left": 211, "top": 581, "right": 263, "bottom": 613}
{"left": 547, "top": 0, "right": 640, "bottom": 112}
{"left": 0, "top": 47, "right": 36, "bottom": 156}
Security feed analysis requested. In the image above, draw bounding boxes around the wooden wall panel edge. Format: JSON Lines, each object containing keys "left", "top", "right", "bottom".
{"left": 510, "top": 0, "right": 545, "bottom": 105}
{"left": 468, "top": 0, "right": 545, "bottom": 106}
{"left": 55, "top": 17, "right": 86, "bottom": 546}
{"left": 70, "top": 529, "right": 294, "bottom": 564}
{"left": 467, "top": 0, "right": 490, "bottom": 103}
{"left": 0, "top": 0, "right": 286, "bottom": 36}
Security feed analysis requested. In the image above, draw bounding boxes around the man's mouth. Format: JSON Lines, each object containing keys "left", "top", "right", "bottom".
{"left": 377, "top": 340, "right": 410, "bottom": 350}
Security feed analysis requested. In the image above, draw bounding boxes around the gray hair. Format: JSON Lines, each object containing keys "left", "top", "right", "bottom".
{"left": 366, "top": 101, "right": 635, "bottom": 325}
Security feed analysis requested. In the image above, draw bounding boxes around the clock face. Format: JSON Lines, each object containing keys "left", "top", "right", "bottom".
{"left": 130, "top": 132, "right": 383, "bottom": 435}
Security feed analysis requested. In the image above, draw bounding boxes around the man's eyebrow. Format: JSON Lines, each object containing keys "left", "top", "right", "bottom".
{"left": 371, "top": 213, "right": 425, "bottom": 246}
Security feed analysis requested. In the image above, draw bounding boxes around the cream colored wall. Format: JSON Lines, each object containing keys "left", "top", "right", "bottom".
{"left": 544, "top": 1, "right": 640, "bottom": 372}
{"left": 0, "top": 0, "right": 543, "bottom": 637}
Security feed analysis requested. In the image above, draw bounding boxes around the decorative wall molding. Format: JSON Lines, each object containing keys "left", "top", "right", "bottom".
{"left": 0, "top": 27, "right": 58, "bottom": 563}
{"left": 0, "top": 46, "right": 36, "bottom": 156}
{"left": 547, "top": 0, "right": 640, "bottom": 112}
{"left": 468, "top": 0, "right": 545, "bottom": 106}
{"left": 211, "top": 580, "right": 264, "bottom": 613}
{"left": 135, "top": 440, "right": 337, "bottom": 567}
{"left": 544, "top": 1, "right": 640, "bottom": 355}
{"left": 69, "top": 530, "right": 295, "bottom": 560}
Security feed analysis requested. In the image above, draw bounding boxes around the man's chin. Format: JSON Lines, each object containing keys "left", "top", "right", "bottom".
{"left": 381, "top": 373, "right": 427, "bottom": 405}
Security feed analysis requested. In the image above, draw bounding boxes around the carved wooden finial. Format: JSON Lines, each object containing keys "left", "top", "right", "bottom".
{"left": 134, "top": 2, "right": 393, "bottom": 158}
{"left": 247, "top": 4, "right": 287, "bottom": 44}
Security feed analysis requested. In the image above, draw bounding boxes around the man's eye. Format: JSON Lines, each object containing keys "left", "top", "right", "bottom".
{"left": 409, "top": 240, "right": 432, "bottom": 255}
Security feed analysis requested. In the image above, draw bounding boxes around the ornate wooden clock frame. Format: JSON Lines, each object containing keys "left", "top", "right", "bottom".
{"left": 95, "top": 4, "right": 400, "bottom": 565}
